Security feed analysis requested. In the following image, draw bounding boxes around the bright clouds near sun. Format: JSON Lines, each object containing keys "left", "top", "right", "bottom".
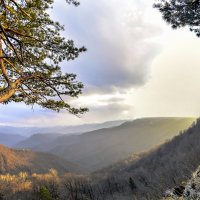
{"left": 132, "top": 29, "right": 200, "bottom": 118}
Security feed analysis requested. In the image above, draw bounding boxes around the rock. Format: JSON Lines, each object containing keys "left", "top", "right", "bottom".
{"left": 173, "top": 186, "right": 185, "bottom": 197}
{"left": 183, "top": 166, "right": 200, "bottom": 199}
{"left": 164, "top": 166, "right": 200, "bottom": 199}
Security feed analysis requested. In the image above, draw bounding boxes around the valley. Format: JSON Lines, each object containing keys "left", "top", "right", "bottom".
{"left": 0, "top": 117, "right": 199, "bottom": 200}
{"left": 15, "top": 117, "right": 195, "bottom": 171}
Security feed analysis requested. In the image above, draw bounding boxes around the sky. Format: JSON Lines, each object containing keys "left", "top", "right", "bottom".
{"left": 1, "top": 0, "right": 200, "bottom": 126}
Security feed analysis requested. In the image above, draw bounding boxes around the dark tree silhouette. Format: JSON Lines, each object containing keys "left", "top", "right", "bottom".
{"left": 154, "top": 0, "right": 200, "bottom": 37}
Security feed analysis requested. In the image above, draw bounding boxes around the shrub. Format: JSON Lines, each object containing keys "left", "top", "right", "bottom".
{"left": 39, "top": 186, "right": 54, "bottom": 200}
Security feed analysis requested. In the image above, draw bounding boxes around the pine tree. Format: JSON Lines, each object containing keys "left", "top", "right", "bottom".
{"left": 129, "top": 177, "right": 137, "bottom": 191}
{"left": 39, "top": 186, "right": 54, "bottom": 200}
{"left": 0, "top": 0, "right": 88, "bottom": 115}
{"left": 154, "top": 0, "right": 200, "bottom": 37}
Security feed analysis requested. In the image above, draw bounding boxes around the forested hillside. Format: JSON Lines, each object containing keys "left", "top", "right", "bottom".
{"left": 93, "top": 118, "right": 200, "bottom": 199}
{"left": 0, "top": 145, "right": 80, "bottom": 175}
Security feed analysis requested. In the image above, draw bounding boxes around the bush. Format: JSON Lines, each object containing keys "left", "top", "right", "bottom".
{"left": 39, "top": 186, "right": 54, "bottom": 200}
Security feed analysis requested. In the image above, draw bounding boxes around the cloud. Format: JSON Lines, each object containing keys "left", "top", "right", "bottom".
{"left": 0, "top": 0, "right": 163, "bottom": 126}
{"left": 0, "top": 92, "right": 133, "bottom": 126}
{"left": 52, "top": 0, "right": 161, "bottom": 93}
{"left": 65, "top": 93, "right": 135, "bottom": 123}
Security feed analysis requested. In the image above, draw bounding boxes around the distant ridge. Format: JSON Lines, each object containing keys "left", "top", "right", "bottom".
{"left": 0, "top": 120, "right": 126, "bottom": 137}
{"left": 0, "top": 133, "right": 26, "bottom": 147}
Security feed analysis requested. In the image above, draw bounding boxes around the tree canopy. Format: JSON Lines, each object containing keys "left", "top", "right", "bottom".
{"left": 0, "top": 0, "right": 88, "bottom": 115}
{"left": 154, "top": 0, "right": 200, "bottom": 37}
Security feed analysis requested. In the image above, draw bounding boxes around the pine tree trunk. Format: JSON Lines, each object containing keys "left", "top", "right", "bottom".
{"left": 0, "top": 36, "right": 21, "bottom": 103}
{"left": 0, "top": 86, "right": 16, "bottom": 103}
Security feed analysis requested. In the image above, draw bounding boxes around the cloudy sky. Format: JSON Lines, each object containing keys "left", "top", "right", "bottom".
{"left": 1, "top": 0, "right": 200, "bottom": 126}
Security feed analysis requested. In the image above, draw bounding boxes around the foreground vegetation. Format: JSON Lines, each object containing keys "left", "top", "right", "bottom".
{"left": 0, "top": 169, "right": 134, "bottom": 200}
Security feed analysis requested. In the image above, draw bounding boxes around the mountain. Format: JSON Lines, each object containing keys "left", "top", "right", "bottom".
{"left": 15, "top": 133, "right": 63, "bottom": 149}
{"left": 0, "top": 120, "right": 126, "bottom": 137}
{"left": 17, "top": 117, "right": 195, "bottom": 172}
{"left": 94, "top": 118, "right": 200, "bottom": 199}
{"left": 0, "top": 133, "right": 26, "bottom": 147}
{"left": 15, "top": 120, "right": 126, "bottom": 149}
{"left": 0, "top": 145, "right": 80, "bottom": 175}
